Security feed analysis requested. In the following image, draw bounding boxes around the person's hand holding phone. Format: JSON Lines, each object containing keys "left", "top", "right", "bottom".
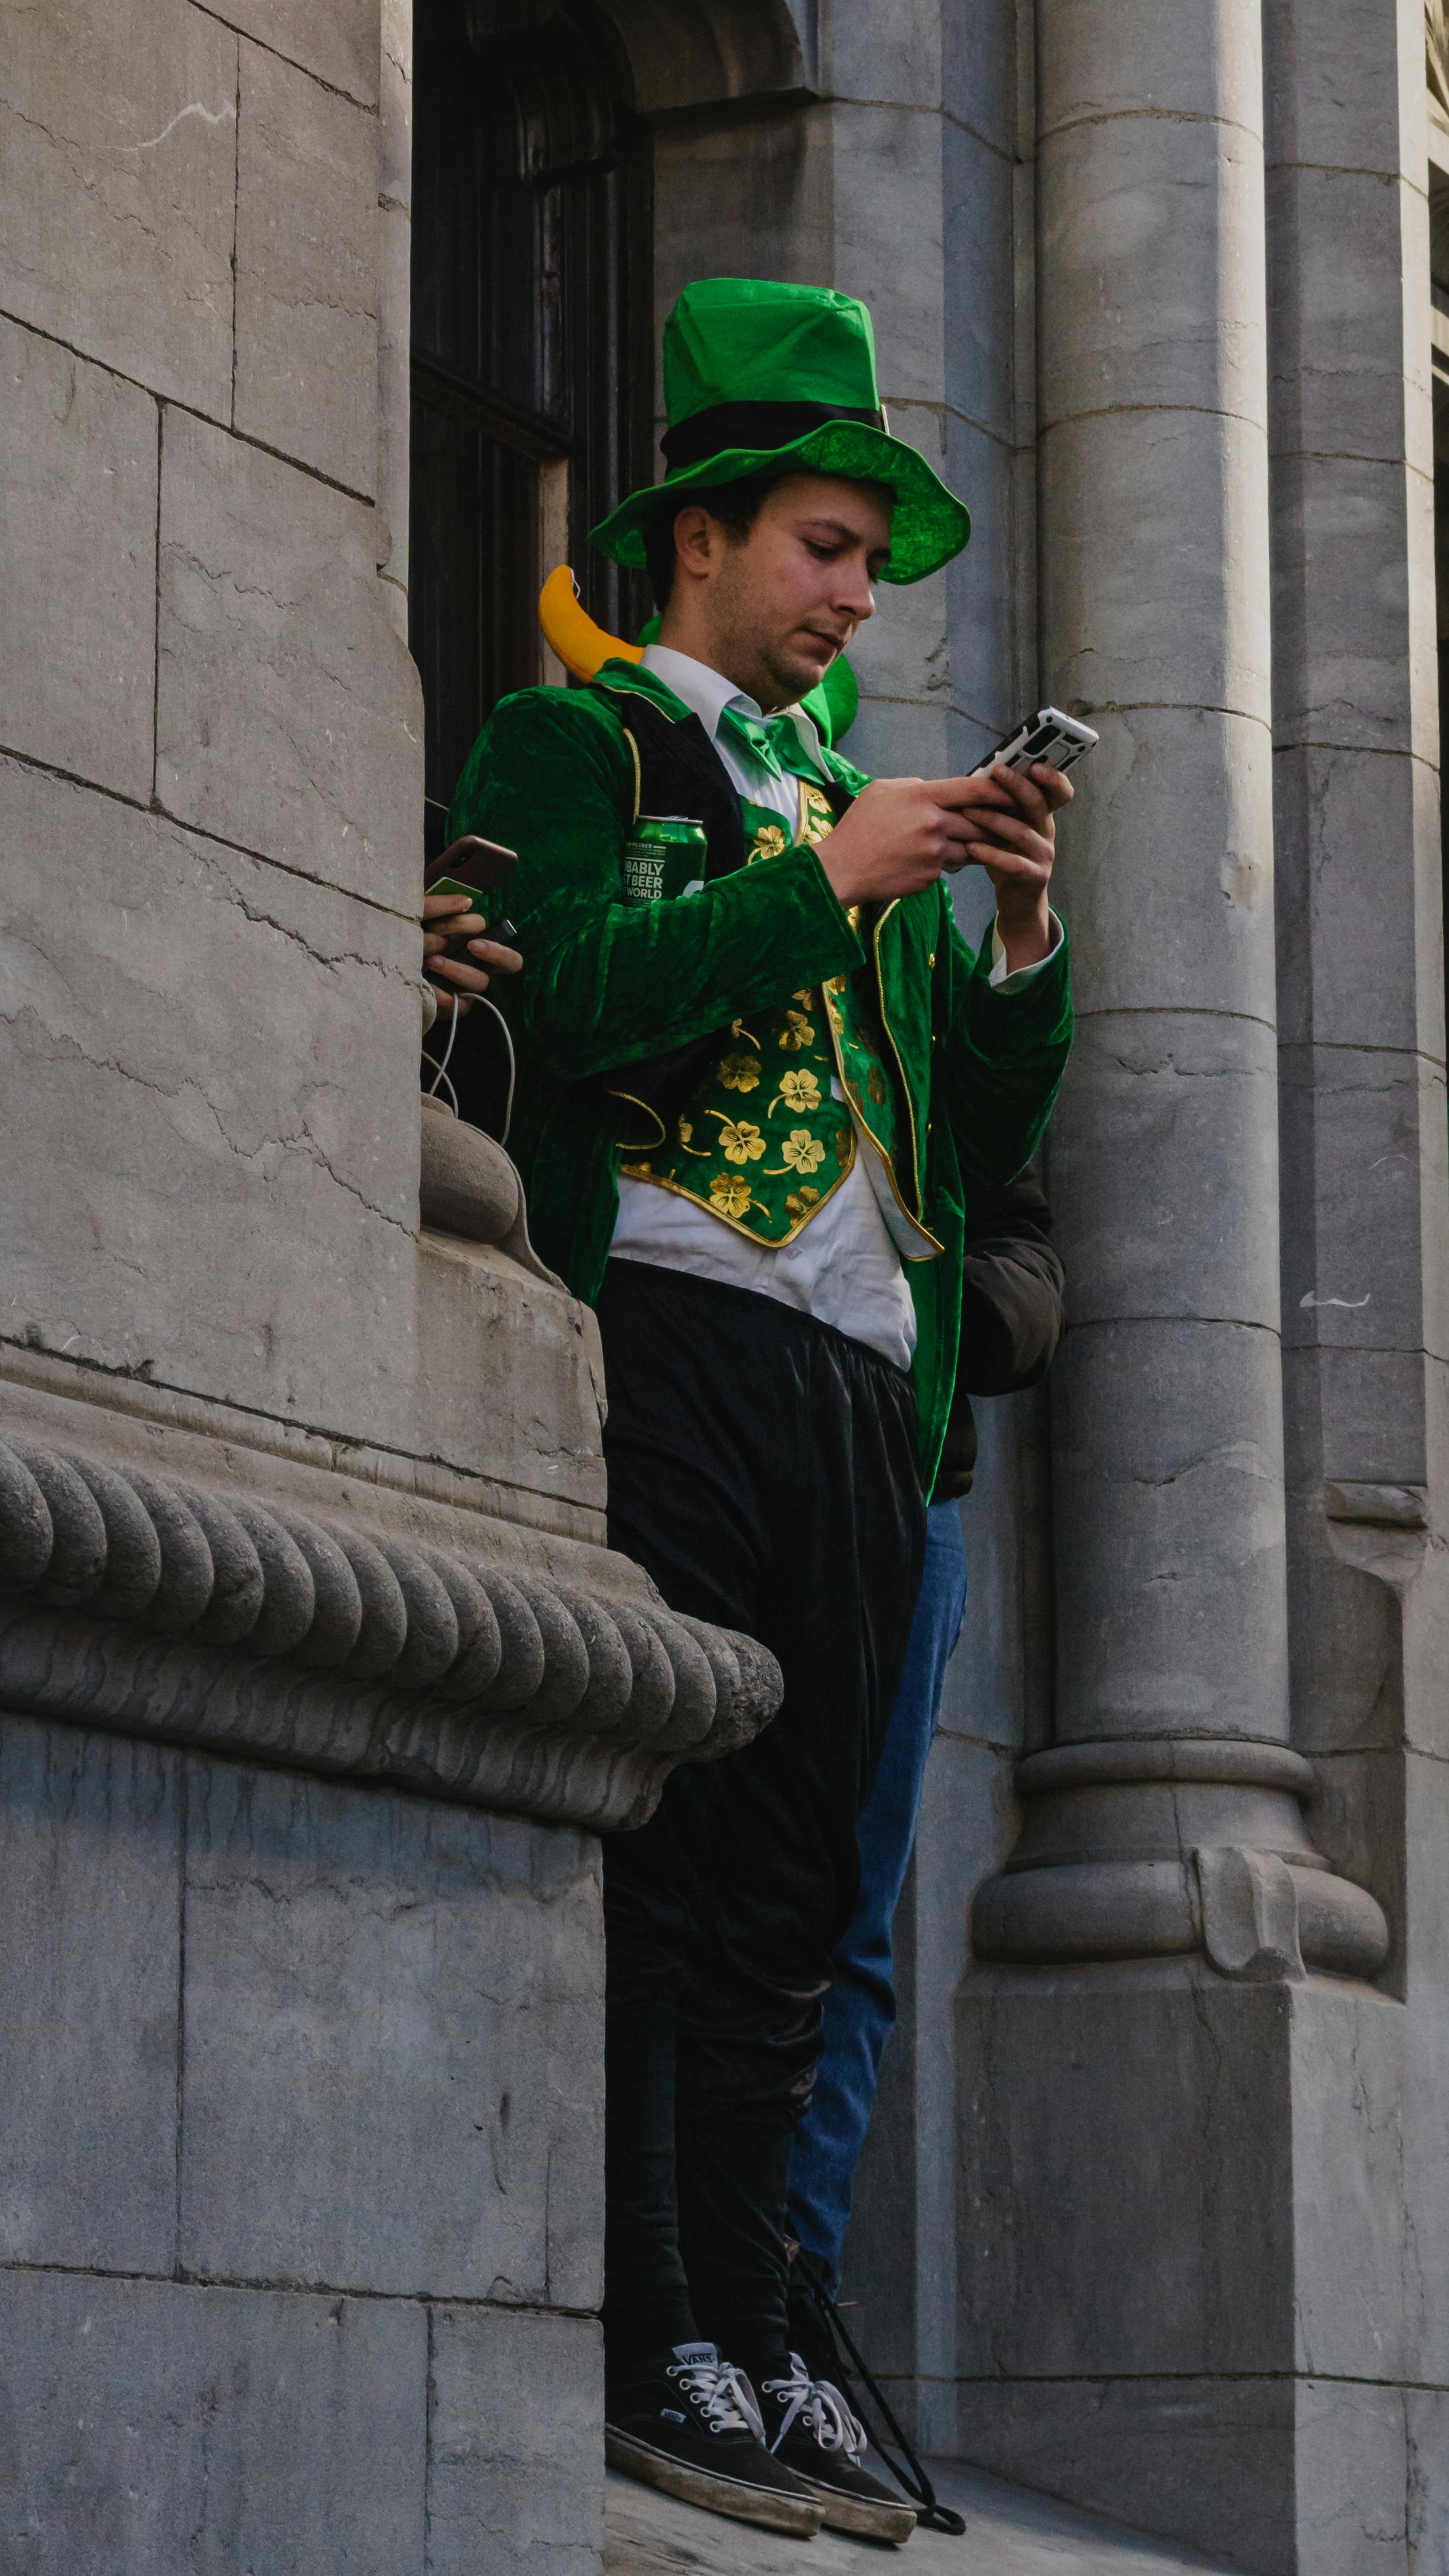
{"left": 422, "top": 837, "right": 523, "bottom": 1017}
{"left": 944, "top": 759, "right": 1073, "bottom": 974}
{"left": 422, "top": 890, "right": 521, "bottom": 1016}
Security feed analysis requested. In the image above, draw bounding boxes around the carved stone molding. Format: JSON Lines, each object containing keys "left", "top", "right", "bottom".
{"left": 0, "top": 1437, "right": 781, "bottom": 1831}
{"left": 972, "top": 1734, "right": 1390, "bottom": 1983}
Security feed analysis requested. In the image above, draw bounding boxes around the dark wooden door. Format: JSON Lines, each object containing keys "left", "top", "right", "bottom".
{"left": 409, "top": 0, "right": 652, "bottom": 858}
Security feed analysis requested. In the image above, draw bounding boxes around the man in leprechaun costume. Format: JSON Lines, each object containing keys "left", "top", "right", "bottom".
{"left": 444, "top": 276, "right": 1072, "bottom": 2543}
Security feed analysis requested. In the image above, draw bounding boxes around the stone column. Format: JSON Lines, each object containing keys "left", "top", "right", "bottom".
{"left": 955, "top": 7, "right": 1400, "bottom": 2566}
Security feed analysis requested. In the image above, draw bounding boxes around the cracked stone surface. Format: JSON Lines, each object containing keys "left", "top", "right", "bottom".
{"left": 213, "top": 0, "right": 382, "bottom": 109}
{"left": 235, "top": 38, "right": 379, "bottom": 495}
{"left": 0, "top": 757, "right": 607, "bottom": 1504}
{"left": 0, "top": 0, "right": 236, "bottom": 411}
{"left": 179, "top": 1751, "right": 601, "bottom": 2304}
{"left": 0, "top": 2266, "right": 426, "bottom": 2573}
{"left": 156, "top": 407, "right": 423, "bottom": 903}
{"left": 429, "top": 2309, "right": 604, "bottom": 2576}
{"left": 0, "top": 314, "right": 157, "bottom": 798}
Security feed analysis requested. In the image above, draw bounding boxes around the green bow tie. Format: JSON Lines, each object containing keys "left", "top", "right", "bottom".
{"left": 718, "top": 703, "right": 819, "bottom": 785}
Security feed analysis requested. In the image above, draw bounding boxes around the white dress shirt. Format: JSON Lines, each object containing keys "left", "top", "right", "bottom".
{"left": 609, "top": 644, "right": 1060, "bottom": 1372}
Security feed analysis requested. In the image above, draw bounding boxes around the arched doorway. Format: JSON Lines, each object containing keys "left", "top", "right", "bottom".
{"left": 409, "top": 0, "right": 654, "bottom": 856}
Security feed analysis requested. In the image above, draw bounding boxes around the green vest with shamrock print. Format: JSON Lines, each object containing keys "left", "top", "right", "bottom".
{"left": 619, "top": 783, "right": 913, "bottom": 1249}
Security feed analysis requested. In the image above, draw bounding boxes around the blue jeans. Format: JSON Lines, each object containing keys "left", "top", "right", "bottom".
{"left": 785, "top": 1498, "right": 968, "bottom": 2290}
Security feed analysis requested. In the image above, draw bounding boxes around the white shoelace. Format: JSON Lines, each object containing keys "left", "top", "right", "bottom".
{"left": 665, "top": 2345, "right": 766, "bottom": 2442}
{"left": 761, "top": 2353, "right": 868, "bottom": 2460}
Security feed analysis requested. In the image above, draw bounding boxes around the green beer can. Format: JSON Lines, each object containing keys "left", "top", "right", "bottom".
{"left": 622, "top": 814, "right": 708, "bottom": 905}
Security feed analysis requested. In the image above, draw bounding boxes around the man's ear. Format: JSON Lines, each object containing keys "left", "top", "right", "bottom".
{"left": 672, "top": 504, "right": 716, "bottom": 580}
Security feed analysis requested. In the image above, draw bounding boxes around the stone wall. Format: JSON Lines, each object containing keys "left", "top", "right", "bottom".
{"left": 0, "top": 5, "right": 782, "bottom": 2566}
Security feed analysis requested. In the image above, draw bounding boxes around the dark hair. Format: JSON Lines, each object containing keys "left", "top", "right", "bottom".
{"left": 642, "top": 472, "right": 790, "bottom": 612}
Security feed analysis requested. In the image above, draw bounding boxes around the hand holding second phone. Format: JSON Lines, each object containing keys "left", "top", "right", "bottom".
{"left": 422, "top": 889, "right": 522, "bottom": 1016}
{"left": 819, "top": 761, "right": 1071, "bottom": 975}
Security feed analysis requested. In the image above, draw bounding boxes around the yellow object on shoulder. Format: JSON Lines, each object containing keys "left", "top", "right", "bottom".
{"left": 537, "top": 564, "right": 643, "bottom": 682}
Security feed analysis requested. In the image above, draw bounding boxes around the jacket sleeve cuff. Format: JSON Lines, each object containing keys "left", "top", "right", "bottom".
{"left": 987, "top": 909, "right": 1065, "bottom": 991}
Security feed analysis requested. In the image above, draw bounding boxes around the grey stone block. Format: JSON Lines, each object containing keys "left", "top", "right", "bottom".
{"left": 1407, "top": 2389, "right": 1449, "bottom": 2571}
{"left": 1263, "top": 0, "right": 1416, "bottom": 180}
{"left": 0, "top": 2266, "right": 426, "bottom": 2574}
{"left": 235, "top": 43, "right": 379, "bottom": 496}
{"left": 1268, "top": 448, "right": 1436, "bottom": 757}
{"left": 0, "top": 758, "right": 422, "bottom": 1430}
{"left": 1294, "top": 2377, "right": 1419, "bottom": 2574}
{"left": 1049, "top": 706, "right": 1278, "bottom": 1024}
{"left": 427, "top": 2306, "right": 604, "bottom": 2576}
{"left": 943, "top": 0, "right": 1014, "bottom": 163}
{"left": 0, "top": 317, "right": 157, "bottom": 799}
{"left": 942, "top": 121, "right": 1013, "bottom": 442}
{"left": 1273, "top": 742, "right": 1444, "bottom": 1057}
{"left": 1040, "top": 114, "right": 1268, "bottom": 432}
{"left": 943, "top": 412, "right": 1018, "bottom": 732}
{"left": 1268, "top": 165, "right": 1431, "bottom": 476}
{"left": 1052, "top": 1010, "right": 1282, "bottom": 1331}
{"left": 953, "top": 2372, "right": 1295, "bottom": 2576}
{"left": 1279, "top": 1043, "right": 1445, "bottom": 1362}
{"left": 1042, "top": 407, "right": 1272, "bottom": 722}
{"left": 829, "top": 102, "right": 947, "bottom": 405}
{"left": 819, "top": 0, "right": 943, "bottom": 112}
{"left": 1284, "top": 1985, "right": 1414, "bottom": 2384}
{"left": 650, "top": 109, "right": 833, "bottom": 337}
{"left": 156, "top": 409, "right": 423, "bottom": 905}
{"left": 958, "top": 1969, "right": 1294, "bottom": 2385}
{"left": 847, "top": 694, "right": 972, "bottom": 788}
{"left": 179, "top": 1758, "right": 603, "bottom": 2304}
{"left": 1037, "top": 0, "right": 1264, "bottom": 139}
{"left": 1051, "top": 1319, "right": 1290, "bottom": 1743}
{"left": 0, "top": 1713, "right": 179, "bottom": 2273}
{"left": 215, "top": 0, "right": 381, "bottom": 106}
{"left": 411, "top": 1236, "right": 611, "bottom": 1517}
{"left": 0, "top": 0, "right": 235, "bottom": 410}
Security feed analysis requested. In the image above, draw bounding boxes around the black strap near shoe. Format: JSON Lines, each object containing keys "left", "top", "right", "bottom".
{"left": 791, "top": 2250, "right": 969, "bottom": 2538}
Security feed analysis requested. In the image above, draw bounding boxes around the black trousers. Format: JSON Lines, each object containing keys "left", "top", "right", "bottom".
{"left": 597, "top": 1259, "right": 926, "bottom": 2383}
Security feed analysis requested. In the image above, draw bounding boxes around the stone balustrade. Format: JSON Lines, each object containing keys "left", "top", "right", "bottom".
{"left": 0, "top": 1434, "right": 781, "bottom": 1831}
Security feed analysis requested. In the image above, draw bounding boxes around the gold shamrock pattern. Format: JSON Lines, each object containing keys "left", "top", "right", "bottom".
{"left": 799, "top": 787, "right": 836, "bottom": 846}
{"left": 772, "top": 1068, "right": 822, "bottom": 1117}
{"left": 777, "top": 1008, "right": 815, "bottom": 1053}
{"left": 833, "top": 1126, "right": 853, "bottom": 1166}
{"left": 750, "top": 823, "right": 787, "bottom": 862}
{"left": 718, "top": 1052, "right": 761, "bottom": 1093}
{"left": 866, "top": 1064, "right": 890, "bottom": 1109}
{"left": 779, "top": 1130, "right": 826, "bottom": 1174}
{"left": 785, "top": 1184, "right": 822, "bottom": 1223}
{"left": 710, "top": 1173, "right": 755, "bottom": 1219}
{"left": 709, "top": 1114, "right": 766, "bottom": 1165}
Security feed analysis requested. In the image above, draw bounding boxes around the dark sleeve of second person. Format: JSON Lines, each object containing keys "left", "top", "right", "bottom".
{"left": 934, "top": 1173, "right": 1067, "bottom": 1498}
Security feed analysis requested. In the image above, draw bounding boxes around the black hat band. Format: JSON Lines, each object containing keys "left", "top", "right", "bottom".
{"left": 660, "top": 399, "right": 884, "bottom": 471}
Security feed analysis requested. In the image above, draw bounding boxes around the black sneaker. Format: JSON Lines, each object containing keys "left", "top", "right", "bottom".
{"left": 605, "top": 2340, "right": 825, "bottom": 2538}
{"left": 758, "top": 2352, "right": 917, "bottom": 2545}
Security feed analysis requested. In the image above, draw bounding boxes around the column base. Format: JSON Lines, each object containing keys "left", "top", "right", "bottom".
{"left": 972, "top": 1737, "right": 1389, "bottom": 1981}
{"left": 955, "top": 1962, "right": 1446, "bottom": 2576}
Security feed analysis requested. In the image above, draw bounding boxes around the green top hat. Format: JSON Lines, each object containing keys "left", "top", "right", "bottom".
{"left": 588, "top": 276, "right": 971, "bottom": 587}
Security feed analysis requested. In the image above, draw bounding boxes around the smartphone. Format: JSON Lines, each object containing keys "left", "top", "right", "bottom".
{"left": 971, "top": 706, "right": 1099, "bottom": 777}
{"left": 425, "top": 833, "right": 518, "bottom": 896}
{"left": 426, "top": 835, "right": 519, "bottom": 948}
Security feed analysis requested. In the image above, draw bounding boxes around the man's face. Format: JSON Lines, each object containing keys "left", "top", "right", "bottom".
{"left": 671, "top": 474, "right": 893, "bottom": 710}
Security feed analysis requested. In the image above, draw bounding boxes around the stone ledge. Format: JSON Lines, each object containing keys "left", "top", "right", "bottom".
{"left": 0, "top": 1438, "right": 781, "bottom": 1831}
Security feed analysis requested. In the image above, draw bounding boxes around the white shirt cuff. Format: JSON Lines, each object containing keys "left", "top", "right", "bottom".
{"left": 988, "top": 910, "right": 1064, "bottom": 992}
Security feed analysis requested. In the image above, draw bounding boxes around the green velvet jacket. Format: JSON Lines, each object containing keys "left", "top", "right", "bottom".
{"left": 446, "top": 662, "right": 1072, "bottom": 1493}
